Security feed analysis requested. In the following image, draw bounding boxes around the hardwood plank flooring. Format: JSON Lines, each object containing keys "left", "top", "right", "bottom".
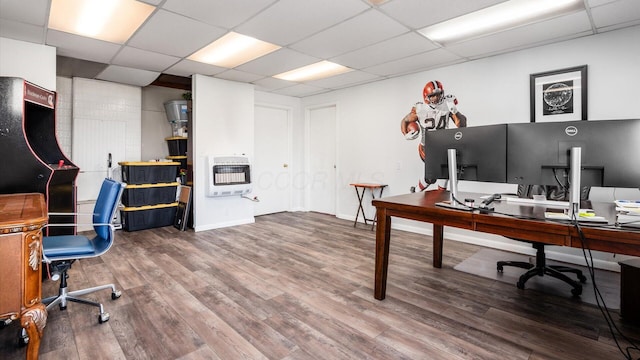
{"left": 1, "top": 212, "right": 639, "bottom": 359}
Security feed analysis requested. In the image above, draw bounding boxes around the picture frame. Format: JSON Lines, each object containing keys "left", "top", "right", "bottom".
{"left": 530, "top": 65, "right": 587, "bottom": 122}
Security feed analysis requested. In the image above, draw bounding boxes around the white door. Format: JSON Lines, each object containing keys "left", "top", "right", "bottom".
{"left": 253, "top": 105, "right": 291, "bottom": 216}
{"left": 307, "top": 104, "right": 337, "bottom": 215}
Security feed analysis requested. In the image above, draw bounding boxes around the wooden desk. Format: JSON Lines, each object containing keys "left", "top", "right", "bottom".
{"left": 0, "top": 193, "right": 48, "bottom": 360}
{"left": 372, "top": 189, "right": 640, "bottom": 300}
{"left": 350, "top": 183, "right": 387, "bottom": 230}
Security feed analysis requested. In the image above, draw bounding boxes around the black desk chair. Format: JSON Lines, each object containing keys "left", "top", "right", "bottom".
{"left": 496, "top": 184, "right": 588, "bottom": 296}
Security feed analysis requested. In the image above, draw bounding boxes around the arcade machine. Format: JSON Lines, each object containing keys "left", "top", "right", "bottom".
{"left": 0, "top": 77, "right": 79, "bottom": 235}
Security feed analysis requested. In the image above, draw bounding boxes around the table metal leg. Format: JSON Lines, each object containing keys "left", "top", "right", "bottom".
{"left": 353, "top": 186, "right": 366, "bottom": 227}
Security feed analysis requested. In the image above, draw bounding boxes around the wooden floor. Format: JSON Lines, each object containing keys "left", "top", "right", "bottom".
{"left": 2, "top": 212, "right": 639, "bottom": 359}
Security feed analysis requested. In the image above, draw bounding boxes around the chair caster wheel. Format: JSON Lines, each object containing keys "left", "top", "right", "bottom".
{"left": 112, "top": 290, "right": 122, "bottom": 300}
{"left": 516, "top": 281, "right": 525, "bottom": 290}
{"left": 18, "top": 330, "right": 29, "bottom": 347}
{"left": 98, "top": 313, "right": 110, "bottom": 324}
{"left": 59, "top": 305, "right": 67, "bottom": 311}
{"left": 497, "top": 265, "right": 504, "bottom": 272}
{"left": 578, "top": 275, "right": 587, "bottom": 283}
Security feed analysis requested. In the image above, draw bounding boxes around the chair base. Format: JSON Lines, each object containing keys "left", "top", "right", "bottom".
{"left": 497, "top": 243, "right": 587, "bottom": 297}
{"left": 43, "top": 264, "right": 122, "bottom": 324}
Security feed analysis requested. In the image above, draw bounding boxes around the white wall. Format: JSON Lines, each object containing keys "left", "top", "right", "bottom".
{"left": 72, "top": 78, "right": 142, "bottom": 201}
{"left": 301, "top": 25, "right": 640, "bottom": 270}
{"left": 141, "top": 85, "right": 185, "bottom": 161}
{"left": 0, "top": 37, "right": 56, "bottom": 90}
{"left": 192, "top": 75, "right": 255, "bottom": 231}
{"left": 56, "top": 77, "right": 73, "bottom": 156}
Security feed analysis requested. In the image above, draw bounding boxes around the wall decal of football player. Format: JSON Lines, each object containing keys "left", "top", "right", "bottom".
{"left": 400, "top": 80, "right": 467, "bottom": 192}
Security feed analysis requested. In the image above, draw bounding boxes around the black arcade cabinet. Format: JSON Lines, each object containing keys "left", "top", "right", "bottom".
{"left": 0, "top": 77, "right": 79, "bottom": 235}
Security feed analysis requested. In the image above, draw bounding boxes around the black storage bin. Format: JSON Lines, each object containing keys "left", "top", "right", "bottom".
{"left": 121, "top": 182, "right": 178, "bottom": 207}
{"left": 119, "top": 161, "right": 179, "bottom": 184}
{"left": 121, "top": 203, "right": 178, "bottom": 231}
{"left": 165, "top": 136, "right": 187, "bottom": 156}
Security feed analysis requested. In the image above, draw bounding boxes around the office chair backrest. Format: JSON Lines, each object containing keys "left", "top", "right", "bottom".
{"left": 517, "top": 184, "right": 590, "bottom": 201}
{"left": 93, "top": 178, "right": 125, "bottom": 240}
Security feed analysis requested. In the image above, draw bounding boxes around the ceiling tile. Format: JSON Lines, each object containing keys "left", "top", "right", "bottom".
{"left": 0, "top": 19, "right": 45, "bottom": 43}
{"left": 46, "top": 29, "right": 122, "bottom": 63}
{"left": 57, "top": 56, "right": 108, "bottom": 78}
{"left": 380, "top": 0, "right": 507, "bottom": 29}
{"left": 274, "top": 83, "right": 329, "bottom": 97}
{"left": 305, "top": 70, "right": 382, "bottom": 90}
{"left": 164, "top": 59, "right": 226, "bottom": 78}
{"left": 290, "top": 9, "right": 408, "bottom": 59}
{"left": 138, "top": 0, "right": 163, "bottom": 5}
{"left": 127, "top": 9, "right": 226, "bottom": 57}
{"left": 590, "top": 0, "right": 640, "bottom": 29}
{"left": 252, "top": 76, "right": 294, "bottom": 91}
{"left": 235, "top": 48, "right": 320, "bottom": 76}
{"left": 331, "top": 32, "right": 438, "bottom": 69}
{"left": 215, "top": 69, "right": 265, "bottom": 83}
{"left": 0, "top": 0, "right": 49, "bottom": 26}
{"left": 112, "top": 46, "right": 181, "bottom": 72}
{"left": 1, "top": 0, "right": 636, "bottom": 96}
{"left": 96, "top": 65, "right": 160, "bottom": 87}
{"left": 364, "top": 48, "right": 462, "bottom": 77}
{"left": 235, "top": 0, "right": 369, "bottom": 45}
{"left": 162, "top": 0, "right": 273, "bottom": 29}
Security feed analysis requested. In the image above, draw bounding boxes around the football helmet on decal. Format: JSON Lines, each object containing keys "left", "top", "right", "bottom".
{"left": 422, "top": 80, "right": 444, "bottom": 105}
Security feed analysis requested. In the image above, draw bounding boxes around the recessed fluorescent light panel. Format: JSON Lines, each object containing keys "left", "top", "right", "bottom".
{"left": 418, "top": 0, "right": 583, "bottom": 44}
{"left": 188, "top": 32, "right": 281, "bottom": 68}
{"left": 274, "top": 61, "right": 351, "bottom": 82}
{"left": 48, "top": 0, "right": 155, "bottom": 44}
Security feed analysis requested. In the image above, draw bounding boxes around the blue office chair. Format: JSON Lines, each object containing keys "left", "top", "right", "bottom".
{"left": 42, "top": 178, "right": 125, "bottom": 324}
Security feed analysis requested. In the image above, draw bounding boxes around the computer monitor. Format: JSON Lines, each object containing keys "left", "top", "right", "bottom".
{"left": 507, "top": 119, "right": 640, "bottom": 188}
{"left": 423, "top": 124, "right": 508, "bottom": 183}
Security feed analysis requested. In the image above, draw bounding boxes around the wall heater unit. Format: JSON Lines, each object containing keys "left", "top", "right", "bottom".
{"left": 207, "top": 155, "right": 252, "bottom": 197}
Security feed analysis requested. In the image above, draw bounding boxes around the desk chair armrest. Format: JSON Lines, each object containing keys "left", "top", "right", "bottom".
{"left": 42, "top": 222, "right": 115, "bottom": 229}
{"left": 48, "top": 212, "right": 97, "bottom": 216}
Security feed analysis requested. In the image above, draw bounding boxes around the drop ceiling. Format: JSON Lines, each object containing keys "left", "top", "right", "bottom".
{"left": 1, "top": 0, "right": 639, "bottom": 97}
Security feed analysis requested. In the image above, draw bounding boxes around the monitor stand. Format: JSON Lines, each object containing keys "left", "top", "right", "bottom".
{"left": 568, "top": 146, "right": 581, "bottom": 220}
{"left": 436, "top": 148, "right": 471, "bottom": 211}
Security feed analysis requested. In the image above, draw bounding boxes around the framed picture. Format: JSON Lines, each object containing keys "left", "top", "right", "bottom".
{"left": 530, "top": 65, "right": 587, "bottom": 122}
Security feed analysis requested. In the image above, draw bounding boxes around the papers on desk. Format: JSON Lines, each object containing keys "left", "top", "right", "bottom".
{"left": 616, "top": 200, "right": 640, "bottom": 208}
{"left": 615, "top": 200, "right": 640, "bottom": 228}
{"left": 615, "top": 200, "right": 640, "bottom": 215}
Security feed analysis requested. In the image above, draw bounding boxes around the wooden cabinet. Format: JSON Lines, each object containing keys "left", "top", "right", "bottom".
{"left": 0, "top": 193, "right": 48, "bottom": 360}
